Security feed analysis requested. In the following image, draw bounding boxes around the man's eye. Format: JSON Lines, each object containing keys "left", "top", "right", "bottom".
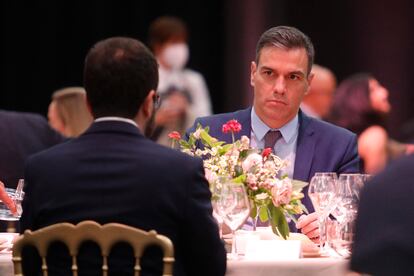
{"left": 289, "top": 74, "right": 299, "bottom": 80}
{"left": 263, "top": 70, "right": 273, "bottom": 76}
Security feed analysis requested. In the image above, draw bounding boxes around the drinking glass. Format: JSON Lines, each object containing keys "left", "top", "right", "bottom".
{"left": 330, "top": 174, "right": 362, "bottom": 258}
{"left": 217, "top": 182, "right": 250, "bottom": 259}
{"left": 211, "top": 176, "right": 230, "bottom": 238}
{"left": 308, "top": 172, "right": 337, "bottom": 255}
{"left": 0, "top": 179, "right": 24, "bottom": 221}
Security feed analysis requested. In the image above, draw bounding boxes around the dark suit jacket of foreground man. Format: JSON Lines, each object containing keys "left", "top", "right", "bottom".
{"left": 21, "top": 120, "right": 226, "bottom": 276}
{"left": 187, "top": 108, "right": 359, "bottom": 213}
{"left": 351, "top": 154, "right": 414, "bottom": 276}
{"left": 0, "top": 110, "right": 64, "bottom": 188}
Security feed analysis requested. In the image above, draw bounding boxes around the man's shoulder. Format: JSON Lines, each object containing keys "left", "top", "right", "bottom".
{"left": 304, "top": 115, "right": 356, "bottom": 139}
{"left": 195, "top": 108, "right": 251, "bottom": 126}
{"left": 0, "top": 110, "right": 47, "bottom": 125}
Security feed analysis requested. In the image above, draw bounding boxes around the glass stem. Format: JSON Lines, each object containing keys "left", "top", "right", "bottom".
{"left": 231, "top": 230, "right": 237, "bottom": 259}
{"left": 319, "top": 215, "right": 327, "bottom": 251}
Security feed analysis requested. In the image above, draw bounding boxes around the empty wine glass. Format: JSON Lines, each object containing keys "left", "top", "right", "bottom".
{"left": 217, "top": 181, "right": 250, "bottom": 260}
{"left": 330, "top": 173, "right": 362, "bottom": 258}
{"left": 308, "top": 172, "right": 337, "bottom": 255}
{"left": 211, "top": 176, "right": 230, "bottom": 238}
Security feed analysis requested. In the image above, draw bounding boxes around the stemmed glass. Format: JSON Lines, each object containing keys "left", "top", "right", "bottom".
{"left": 308, "top": 172, "right": 337, "bottom": 255}
{"left": 217, "top": 181, "right": 250, "bottom": 260}
{"left": 210, "top": 176, "right": 229, "bottom": 238}
{"left": 330, "top": 173, "right": 363, "bottom": 258}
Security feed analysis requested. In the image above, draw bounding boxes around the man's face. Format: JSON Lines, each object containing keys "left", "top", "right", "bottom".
{"left": 250, "top": 46, "right": 313, "bottom": 128}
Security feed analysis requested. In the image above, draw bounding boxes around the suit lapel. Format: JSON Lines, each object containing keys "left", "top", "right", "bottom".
{"left": 293, "top": 111, "right": 316, "bottom": 182}
{"left": 235, "top": 108, "right": 252, "bottom": 140}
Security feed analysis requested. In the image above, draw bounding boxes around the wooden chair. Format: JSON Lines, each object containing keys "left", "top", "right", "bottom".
{"left": 12, "top": 220, "right": 174, "bottom": 276}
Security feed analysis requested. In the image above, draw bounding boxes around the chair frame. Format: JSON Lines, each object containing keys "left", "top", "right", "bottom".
{"left": 12, "top": 220, "right": 174, "bottom": 276}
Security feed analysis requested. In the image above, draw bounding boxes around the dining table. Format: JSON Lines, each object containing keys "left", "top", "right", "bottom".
{"left": 0, "top": 251, "right": 354, "bottom": 276}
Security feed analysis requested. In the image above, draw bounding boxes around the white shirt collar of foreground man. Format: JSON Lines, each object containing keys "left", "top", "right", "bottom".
{"left": 94, "top": 117, "right": 138, "bottom": 128}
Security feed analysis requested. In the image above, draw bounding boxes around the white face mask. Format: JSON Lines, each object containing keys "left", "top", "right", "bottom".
{"left": 161, "top": 43, "right": 189, "bottom": 70}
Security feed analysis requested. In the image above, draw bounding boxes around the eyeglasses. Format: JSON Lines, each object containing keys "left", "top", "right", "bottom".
{"left": 153, "top": 93, "right": 161, "bottom": 109}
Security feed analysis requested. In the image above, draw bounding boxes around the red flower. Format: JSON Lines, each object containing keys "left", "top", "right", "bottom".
{"left": 262, "top": 148, "right": 272, "bottom": 158}
{"left": 222, "top": 119, "right": 242, "bottom": 134}
{"left": 168, "top": 131, "right": 181, "bottom": 140}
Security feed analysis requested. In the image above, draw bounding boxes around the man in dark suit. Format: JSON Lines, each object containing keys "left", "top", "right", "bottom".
{"left": 187, "top": 26, "right": 359, "bottom": 241}
{"left": 20, "top": 37, "right": 226, "bottom": 276}
{"left": 0, "top": 110, "right": 64, "bottom": 189}
{"left": 351, "top": 154, "right": 414, "bottom": 276}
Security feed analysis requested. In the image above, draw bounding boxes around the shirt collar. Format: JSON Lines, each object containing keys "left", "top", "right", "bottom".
{"left": 94, "top": 117, "right": 139, "bottom": 128}
{"left": 251, "top": 107, "right": 299, "bottom": 143}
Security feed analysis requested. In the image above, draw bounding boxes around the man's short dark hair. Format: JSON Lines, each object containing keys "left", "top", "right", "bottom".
{"left": 84, "top": 37, "right": 158, "bottom": 119}
{"left": 255, "top": 26, "right": 315, "bottom": 75}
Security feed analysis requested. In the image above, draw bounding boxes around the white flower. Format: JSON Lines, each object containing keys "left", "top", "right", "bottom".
{"left": 242, "top": 153, "right": 262, "bottom": 172}
{"left": 255, "top": 193, "right": 269, "bottom": 200}
{"left": 192, "top": 128, "right": 203, "bottom": 139}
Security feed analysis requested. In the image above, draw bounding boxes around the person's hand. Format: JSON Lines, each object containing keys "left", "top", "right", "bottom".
{"left": 0, "top": 181, "right": 17, "bottom": 214}
{"left": 296, "top": 212, "right": 319, "bottom": 243}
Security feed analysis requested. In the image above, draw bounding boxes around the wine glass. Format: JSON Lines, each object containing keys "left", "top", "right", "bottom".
{"left": 217, "top": 182, "right": 250, "bottom": 260}
{"left": 330, "top": 173, "right": 362, "bottom": 258}
{"left": 210, "top": 176, "right": 230, "bottom": 238}
{"left": 308, "top": 172, "right": 337, "bottom": 255}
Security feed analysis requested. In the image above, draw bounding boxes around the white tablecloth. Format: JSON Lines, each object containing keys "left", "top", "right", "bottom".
{"left": 226, "top": 257, "right": 350, "bottom": 276}
{"left": 0, "top": 252, "right": 351, "bottom": 276}
{"left": 0, "top": 253, "right": 13, "bottom": 275}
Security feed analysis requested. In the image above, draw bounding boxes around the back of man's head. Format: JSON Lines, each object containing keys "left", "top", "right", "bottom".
{"left": 84, "top": 37, "right": 159, "bottom": 119}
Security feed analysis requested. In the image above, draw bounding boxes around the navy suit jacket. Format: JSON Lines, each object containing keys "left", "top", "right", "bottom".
{"left": 187, "top": 108, "right": 360, "bottom": 213}
{"left": 351, "top": 154, "right": 414, "bottom": 276}
{"left": 0, "top": 110, "right": 64, "bottom": 189}
{"left": 21, "top": 121, "right": 226, "bottom": 276}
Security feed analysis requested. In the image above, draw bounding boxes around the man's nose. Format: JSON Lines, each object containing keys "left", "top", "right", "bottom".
{"left": 273, "top": 77, "right": 287, "bottom": 94}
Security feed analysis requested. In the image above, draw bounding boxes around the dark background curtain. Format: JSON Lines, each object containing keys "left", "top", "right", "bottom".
{"left": 2, "top": 0, "right": 414, "bottom": 140}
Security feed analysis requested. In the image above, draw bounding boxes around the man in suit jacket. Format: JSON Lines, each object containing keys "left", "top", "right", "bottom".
{"left": 21, "top": 37, "right": 226, "bottom": 276}
{"left": 0, "top": 110, "right": 64, "bottom": 189}
{"left": 187, "top": 26, "right": 359, "bottom": 241}
{"left": 350, "top": 154, "right": 414, "bottom": 275}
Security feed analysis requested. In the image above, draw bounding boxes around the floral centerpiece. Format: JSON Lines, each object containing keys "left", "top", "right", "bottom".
{"left": 168, "top": 120, "right": 308, "bottom": 239}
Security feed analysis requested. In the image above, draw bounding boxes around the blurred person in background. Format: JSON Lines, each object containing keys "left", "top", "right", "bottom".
{"left": 329, "top": 73, "right": 414, "bottom": 174}
{"left": 48, "top": 87, "right": 93, "bottom": 137}
{"left": 300, "top": 64, "right": 336, "bottom": 120}
{"left": 148, "top": 16, "right": 212, "bottom": 146}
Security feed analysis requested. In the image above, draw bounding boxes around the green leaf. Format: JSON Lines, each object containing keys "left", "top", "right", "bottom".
{"left": 269, "top": 204, "right": 290, "bottom": 239}
{"left": 292, "top": 180, "right": 308, "bottom": 191}
{"left": 258, "top": 205, "right": 269, "bottom": 222}
{"left": 250, "top": 202, "right": 258, "bottom": 219}
{"left": 218, "top": 144, "right": 232, "bottom": 155}
{"left": 232, "top": 174, "right": 246, "bottom": 183}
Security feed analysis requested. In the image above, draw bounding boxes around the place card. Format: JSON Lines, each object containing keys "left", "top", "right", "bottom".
{"left": 245, "top": 240, "right": 301, "bottom": 260}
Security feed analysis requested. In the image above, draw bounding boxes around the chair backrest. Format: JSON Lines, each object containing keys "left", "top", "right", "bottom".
{"left": 12, "top": 220, "right": 174, "bottom": 276}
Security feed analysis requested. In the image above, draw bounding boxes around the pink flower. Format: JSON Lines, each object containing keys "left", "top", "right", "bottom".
{"left": 271, "top": 179, "right": 293, "bottom": 207}
{"left": 168, "top": 131, "right": 181, "bottom": 140}
{"left": 222, "top": 119, "right": 242, "bottom": 134}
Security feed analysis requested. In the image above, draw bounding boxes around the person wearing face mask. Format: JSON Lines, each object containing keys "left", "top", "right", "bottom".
{"left": 148, "top": 16, "right": 212, "bottom": 146}
{"left": 328, "top": 73, "right": 414, "bottom": 174}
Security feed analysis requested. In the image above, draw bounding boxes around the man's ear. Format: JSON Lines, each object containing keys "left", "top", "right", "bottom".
{"left": 142, "top": 90, "right": 156, "bottom": 117}
{"left": 250, "top": 61, "right": 257, "bottom": 87}
{"left": 305, "top": 72, "right": 315, "bottom": 95}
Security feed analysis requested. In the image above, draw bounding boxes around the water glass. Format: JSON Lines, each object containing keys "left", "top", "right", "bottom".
{"left": 308, "top": 172, "right": 337, "bottom": 254}
{"left": 0, "top": 188, "right": 24, "bottom": 221}
{"left": 217, "top": 182, "right": 250, "bottom": 259}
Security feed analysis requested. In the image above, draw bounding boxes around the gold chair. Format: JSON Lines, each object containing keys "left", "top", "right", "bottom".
{"left": 12, "top": 220, "right": 174, "bottom": 276}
